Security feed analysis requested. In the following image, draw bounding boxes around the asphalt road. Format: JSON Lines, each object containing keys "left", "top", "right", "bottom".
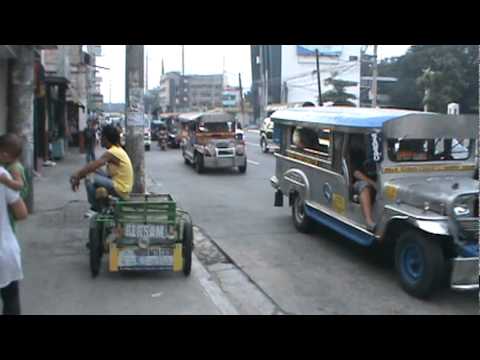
{"left": 147, "top": 131, "right": 478, "bottom": 315}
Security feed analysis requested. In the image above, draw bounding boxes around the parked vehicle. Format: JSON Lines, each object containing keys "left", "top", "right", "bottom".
{"left": 86, "top": 191, "right": 193, "bottom": 278}
{"left": 144, "top": 117, "right": 151, "bottom": 151}
{"left": 270, "top": 106, "right": 478, "bottom": 298}
{"left": 179, "top": 112, "right": 247, "bottom": 174}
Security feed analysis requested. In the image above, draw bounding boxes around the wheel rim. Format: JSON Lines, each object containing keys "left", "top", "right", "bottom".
{"left": 400, "top": 243, "right": 425, "bottom": 284}
{"left": 294, "top": 197, "right": 305, "bottom": 223}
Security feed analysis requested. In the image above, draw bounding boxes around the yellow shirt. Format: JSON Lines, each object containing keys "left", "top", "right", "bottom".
{"left": 106, "top": 145, "right": 134, "bottom": 199}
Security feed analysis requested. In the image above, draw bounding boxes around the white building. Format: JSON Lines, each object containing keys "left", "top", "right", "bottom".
{"left": 251, "top": 45, "right": 364, "bottom": 121}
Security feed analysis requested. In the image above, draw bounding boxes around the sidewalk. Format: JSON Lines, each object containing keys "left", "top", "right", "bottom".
{"left": 16, "top": 148, "right": 237, "bottom": 315}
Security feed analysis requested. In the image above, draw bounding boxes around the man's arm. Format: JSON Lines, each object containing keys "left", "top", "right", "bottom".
{"left": 74, "top": 151, "right": 118, "bottom": 179}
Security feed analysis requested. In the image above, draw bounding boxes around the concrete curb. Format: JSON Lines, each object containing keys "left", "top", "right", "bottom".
{"left": 192, "top": 254, "right": 239, "bottom": 315}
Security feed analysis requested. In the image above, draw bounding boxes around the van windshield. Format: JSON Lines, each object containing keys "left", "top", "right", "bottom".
{"left": 199, "top": 122, "right": 231, "bottom": 133}
{"left": 387, "top": 138, "right": 472, "bottom": 162}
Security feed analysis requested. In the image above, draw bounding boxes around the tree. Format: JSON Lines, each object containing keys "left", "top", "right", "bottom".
{"left": 322, "top": 71, "right": 358, "bottom": 106}
{"left": 378, "top": 45, "right": 478, "bottom": 113}
{"left": 143, "top": 86, "right": 161, "bottom": 114}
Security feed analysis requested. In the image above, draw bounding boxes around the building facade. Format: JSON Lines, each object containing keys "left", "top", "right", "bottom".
{"left": 251, "top": 45, "right": 364, "bottom": 122}
{"left": 159, "top": 72, "right": 224, "bottom": 112}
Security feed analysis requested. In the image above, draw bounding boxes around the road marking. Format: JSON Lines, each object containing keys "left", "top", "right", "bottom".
{"left": 248, "top": 129, "right": 260, "bottom": 134}
{"left": 247, "top": 160, "right": 260, "bottom": 166}
{"left": 246, "top": 142, "right": 260, "bottom": 147}
{"left": 193, "top": 255, "right": 239, "bottom": 315}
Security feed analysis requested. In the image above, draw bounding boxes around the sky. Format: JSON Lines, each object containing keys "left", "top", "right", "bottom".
{"left": 96, "top": 45, "right": 411, "bottom": 104}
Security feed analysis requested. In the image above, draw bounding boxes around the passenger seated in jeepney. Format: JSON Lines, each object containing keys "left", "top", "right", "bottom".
{"left": 292, "top": 128, "right": 320, "bottom": 152}
{"left": 350, "top": 134, "right": 377, "bottom": 232}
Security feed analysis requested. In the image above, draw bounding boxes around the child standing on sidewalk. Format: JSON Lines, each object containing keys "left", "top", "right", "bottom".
{"left": 0, "top": 162, "right": 28, "bottom": 314}
{"left": 0, "top": 134, "right": 29, "bottom": 233}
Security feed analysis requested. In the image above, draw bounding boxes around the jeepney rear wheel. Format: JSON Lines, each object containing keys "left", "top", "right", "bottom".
{"left": 394, "top": 230, "right": 446, "bottom": 299}
{"left": 238, "top": 159, "right": 247, "bottom": 174}
{"left": 260, "top": 137, "right": 268, "bottom": 153}
{"left": 292, "top": 194, "right": 313, "bottom": 233}
{"left": 182, "top": 219, "right": 193, "bottom": 276}
{"left": 89, "top": 224, "right": 104, "bottom": 278}
{"left": 195, "top": 153, "right": 204, "bottom": 174}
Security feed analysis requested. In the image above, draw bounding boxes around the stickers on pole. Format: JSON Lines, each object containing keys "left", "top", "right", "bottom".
{"left": 127, "top": 87, "right": 145, "bottom": 127}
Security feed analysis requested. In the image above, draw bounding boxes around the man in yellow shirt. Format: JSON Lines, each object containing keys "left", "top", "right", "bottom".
{"left": 70, "top": 125, "right": 134, "bottom": 214}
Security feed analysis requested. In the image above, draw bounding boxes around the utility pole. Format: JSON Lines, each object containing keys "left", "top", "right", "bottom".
{"left": 238, "top": 72, "right": 245, "bottom": 127}
{"left": 315, "top": 49, "right": 322, "bottom": 106}
{"left": 125, "top": 45, "right": 145, "bottom": 194}
{"left": 7, "top": 45, "right": 35, "bottom": 211}
{"left": 145, "top": 49, "right": 149, "bottom": 92}
{"left": 181, "top": 45, "right": 185, "bottom": 76}
{"left": 371, "top": 45, "right": 378, "bottom": 108}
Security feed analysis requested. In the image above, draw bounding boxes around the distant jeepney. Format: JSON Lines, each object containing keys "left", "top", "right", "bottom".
{"left": 179, "top": 112, "right": 247, "bottom": 174}
{"left": 270, "top": 107, "right": 478, "bottom": 298}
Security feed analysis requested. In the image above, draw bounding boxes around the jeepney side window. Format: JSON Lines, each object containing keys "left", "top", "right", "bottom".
{"left": 288, "top": 126, "right": 333, "bottom": 167}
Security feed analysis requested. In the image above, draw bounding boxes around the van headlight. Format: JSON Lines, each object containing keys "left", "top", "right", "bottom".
{"left": 205, "top": 143, "right": 216, "bottom": 156}
{"left": 453, "top": 205, "right": 471, "bottom": 216}
{"left": 235, "top": 144, "right": 245, "bottom": 155}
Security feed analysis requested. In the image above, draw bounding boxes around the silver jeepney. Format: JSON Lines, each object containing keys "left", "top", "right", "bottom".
{"left": 270, "top": 107, "right": 478, "bottom": 298}
{"left": 180, "top": 112, "right": 247, "bottom": 173}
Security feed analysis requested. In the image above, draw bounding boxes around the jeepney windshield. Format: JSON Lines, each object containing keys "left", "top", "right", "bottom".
{"left": 387, "top": 137, "right": 472, "bottom": 162}
{"left": 198, "top": 121, "right": 231, "bottom": 133}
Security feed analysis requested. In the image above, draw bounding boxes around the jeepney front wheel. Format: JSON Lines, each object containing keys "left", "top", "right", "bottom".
{"left": 195, "top": 153, "right": 204, "bottom": 174}
{"left": 394, "top": 230, "right": 446, "bottom": 299}
{"left": 238, "top": 159, "right": 247, "bottom": 174}
{"left": 182, "top": 219, "right": 193, "bottom": 276}
{"left": 89, "top": 224, "right": 104, "bottom": 278}
{"left": 292, "top": 194, "right": 313, "bottom": 233}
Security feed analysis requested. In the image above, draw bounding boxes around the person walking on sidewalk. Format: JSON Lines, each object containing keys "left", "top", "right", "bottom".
{"left": 70, "top": 125, "right": 134, "bottom": 216}
{"left": 84, "top": 120, "right": 98, "bottom": 163}
{"left": 0, "top": 165, "right": 28, "bottom": 315}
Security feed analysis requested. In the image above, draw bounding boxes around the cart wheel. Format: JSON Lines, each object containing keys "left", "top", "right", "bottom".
{"left": 182, "top": 219, "right": 193, "bottom": 276}
{"left": 89, "top": 225, "right": 103, "bottom": 278}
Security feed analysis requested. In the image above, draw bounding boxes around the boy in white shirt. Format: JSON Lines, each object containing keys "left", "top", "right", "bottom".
{"left": 0, "top": 166, "right": 28, "bottom": 315}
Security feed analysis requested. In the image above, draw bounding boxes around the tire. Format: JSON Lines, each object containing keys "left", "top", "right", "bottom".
{"left": 260, "top": 137, "right": 268, "bottom": 153}
{"left": 291, "top": 194, "right": 313, "bottom": 233}
{"left": 238, "top": 159, "right": 247, "bottom": 174}
{"left": 394, "top": 230, "right": 446, "bottom": 299}
{"left": 145, "top": 145, "right": 151, "bottom": 151}
{"left": 195, "top": 153, "right": 204, "bottom": 174}
{"left": 182, "top": 219, "right": 193, "bottom": 276}
{"left": 184, "top": 157, "right": 190, "bottom": 165}
{"left": 89, "top": 225, "right": 103, "bottom": 278}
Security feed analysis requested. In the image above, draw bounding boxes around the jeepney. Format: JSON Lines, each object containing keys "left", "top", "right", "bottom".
{"left": 179, "top": 112, "right": 247, "bottom": 174}
{"left": 270, "top": 106, "right": 479, "bottom": 298}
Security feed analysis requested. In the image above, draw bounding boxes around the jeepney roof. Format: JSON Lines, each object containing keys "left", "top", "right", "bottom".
{"left": 178, "top": 112, "right": 234, "bottom": 123}
{"left": 271, "top": 107, "right": 477, "bottom": 138}
{"left": 271, "top": 107, "right": 422, "bottom": 128}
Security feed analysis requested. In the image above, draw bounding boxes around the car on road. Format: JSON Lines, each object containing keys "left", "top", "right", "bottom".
{"left": 179, "top": 112, "right": 247, "bottom": 174}
{"left": 260, "top": 105, "right": 286, "bottom": 153}
{"left": 270, "top": 106, "right": 479, "bottom": 299}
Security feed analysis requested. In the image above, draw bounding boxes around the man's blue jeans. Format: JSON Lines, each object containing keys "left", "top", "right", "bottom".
{"left": 85, "top": 170, "right": 118, "bottom": 211}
